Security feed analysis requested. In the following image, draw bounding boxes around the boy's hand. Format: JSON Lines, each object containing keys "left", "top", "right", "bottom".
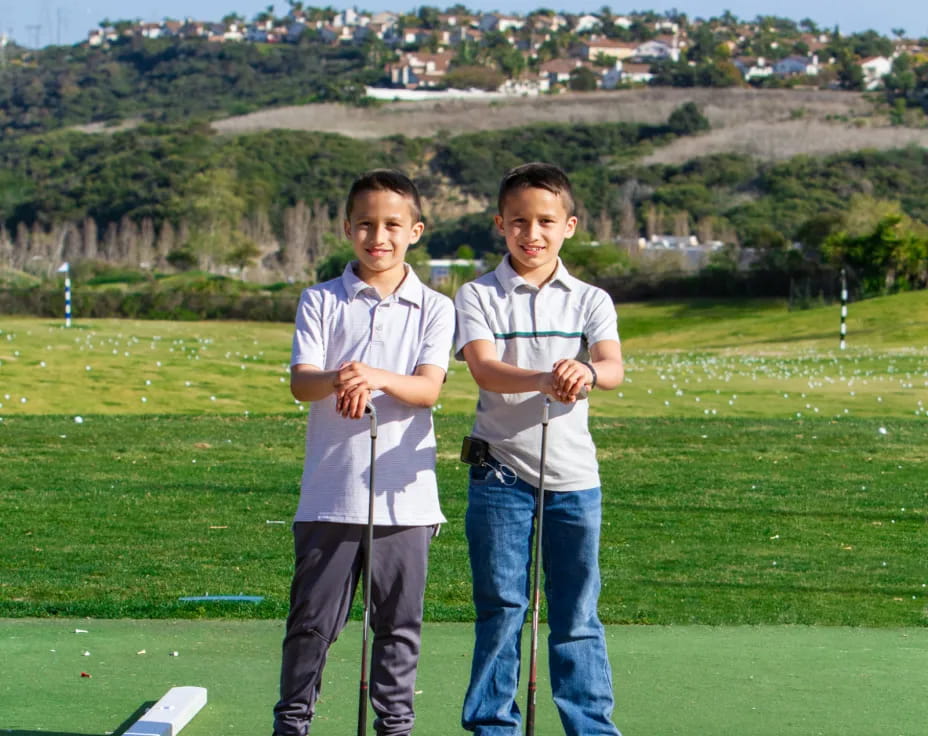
{"left": 336, "top": 384, "right": 371, "bottom": 419}
{"left": 536, "top": 369, "right": 575, "bottom": 404}
{"left": 335, "top": 361, "right": 383, "bottom": 419}
{"left": 550, "top": 359, "right": 593, "bottom": 403}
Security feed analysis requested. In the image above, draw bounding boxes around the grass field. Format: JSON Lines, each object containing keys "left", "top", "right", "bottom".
{"left": 1, "top": 293, "right": 927, "bottom": 733}
{"left": 4, "top": 619, "right": 927, "bottom": 735}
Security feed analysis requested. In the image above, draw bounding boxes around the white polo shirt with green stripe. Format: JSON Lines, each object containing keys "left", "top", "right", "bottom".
{"left": 454, "top": 255, "right": 620, "bottom": 492}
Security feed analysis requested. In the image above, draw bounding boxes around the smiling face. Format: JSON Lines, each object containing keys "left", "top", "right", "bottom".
{"left": 495, "top": 185, "right": 578, "bottom": 286}
{"left": 344, "top": 188, "right": 424, "bottom": 287}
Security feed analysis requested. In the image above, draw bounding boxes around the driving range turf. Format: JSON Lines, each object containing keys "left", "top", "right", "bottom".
{"left": 3, "top": 619, "right": 927, "bottom": 735}
{"left": 1, "top": 292, "right": 927, "bottom": 733}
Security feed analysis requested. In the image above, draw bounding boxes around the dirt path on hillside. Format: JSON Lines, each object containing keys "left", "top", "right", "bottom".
{"left": 640, "top": 119, "right": 928, "bottom": 163}
{"left": 211, "top": 88, "right": 876, "bottom": 140}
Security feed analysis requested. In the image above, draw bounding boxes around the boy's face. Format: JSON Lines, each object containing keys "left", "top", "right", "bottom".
{"left": 344, "top": 189, "right": 424, "bottom": 282}
{"left": 495, "top": 186, "right": 577, "bottom": 284}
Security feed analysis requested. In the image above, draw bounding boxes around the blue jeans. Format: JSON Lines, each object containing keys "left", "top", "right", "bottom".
{"left": 461, "top": 462, "right": 621, "bottom": 736}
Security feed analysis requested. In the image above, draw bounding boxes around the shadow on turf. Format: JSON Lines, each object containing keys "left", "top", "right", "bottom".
{"left": 6, "top": 699, "right": 156, "bottom": 736}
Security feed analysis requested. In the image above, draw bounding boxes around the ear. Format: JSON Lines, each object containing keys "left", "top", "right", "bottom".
{"left": 343, "top": 219, "right": 352, "bottom": 239}
{"left": 494, "top": 214, "right": 505, "bottom": 235}
{"left": 564, "top": 215, "right": 578, "bottom": 239}
{"left": 409, "top": 221, "right": 425, "bottom": 244}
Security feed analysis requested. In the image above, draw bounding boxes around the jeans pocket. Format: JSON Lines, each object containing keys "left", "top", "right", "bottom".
{"left": 469, "top": 462, "right": 495, "bottom": 485}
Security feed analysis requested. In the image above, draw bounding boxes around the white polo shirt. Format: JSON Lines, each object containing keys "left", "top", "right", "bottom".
{"left": 454, "top": 256, "right": 620, "bottom": 491}
{"left": 291, "top": 263, "right": 453, "bottom": 525}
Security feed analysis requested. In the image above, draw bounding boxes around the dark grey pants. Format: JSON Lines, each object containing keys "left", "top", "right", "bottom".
{"left": 273, "top": 522, "right": 433, "bottom": 736}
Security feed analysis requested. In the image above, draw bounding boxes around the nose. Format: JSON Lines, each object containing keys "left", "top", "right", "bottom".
{"left": 372, "top": 224, "right": 389, "bottom": 244}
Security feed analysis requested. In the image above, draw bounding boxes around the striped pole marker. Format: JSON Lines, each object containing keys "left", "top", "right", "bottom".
{"left": 839, "top": 267, "right": 847, "bottom": 350}
{"left": 57, "top": 262, "right": 71, "bottom": 327}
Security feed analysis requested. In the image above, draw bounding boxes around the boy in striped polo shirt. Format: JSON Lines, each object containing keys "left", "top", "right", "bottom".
{"left": 454, "top": 163, "right": 625, "bottom": 735}
{"left": 273, "top": 170, "right": 454, "bottom": 736}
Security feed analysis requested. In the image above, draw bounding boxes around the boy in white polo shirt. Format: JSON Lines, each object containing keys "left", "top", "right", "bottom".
{"left": 454, "top": 163, "right": 625, "bottom": 735}
{"left": 273, "top": 170, "right": 454, "bottom": 736}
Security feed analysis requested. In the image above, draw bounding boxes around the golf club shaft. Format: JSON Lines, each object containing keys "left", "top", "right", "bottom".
{"left": 526, "top": 397, "right": 550, "bottom": 736}
{"left": 358, "top": 401, "right": 377, "bottom": 736}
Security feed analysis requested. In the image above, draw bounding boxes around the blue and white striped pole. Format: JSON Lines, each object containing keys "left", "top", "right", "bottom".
{"left": 839, "top": 267, "right": 847, "bottom": 350}
{"left": 57, "top": 262, "right": 71, "bottom": 327}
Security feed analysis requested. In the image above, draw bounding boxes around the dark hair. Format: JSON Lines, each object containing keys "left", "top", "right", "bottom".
{"left": 346, "top": 169, "right": 423, "bottom": 222}
{"left": 497, "top": 162, "right": 576, "bottom": 217}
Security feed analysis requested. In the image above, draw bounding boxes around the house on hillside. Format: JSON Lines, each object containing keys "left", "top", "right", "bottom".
{"left": 500, "top": 71, "right": 550, "bottom": 95}
{"left": 447, "top": 26, "right": 483, "bottom": 45}
{"left": 386, "top": 50, "right": 454, "bottom": 87}
{"left": 635, "top": 37, "right": 679, "bottom": 61}
{"left": 620, "top": 62, "right": 654, "bottom": 84}
{"left": 332, "top": 8, "right": 364, "bottom": 27}
{"left": 600, "top": 62, "right": 623, "bottom": 89}
{"left": 733, "top": 56, "right": 772, "bottom": 81}
{"left": 478, "top": 13, "right": 524, "bottom": 33}
{"left": 531, "top": 13, "right": 568, "bottom": 32}
{"left": 139, "top": 22, "right": 163, "bottom": 39}
{"left": 540, "top": 57, "right": 585, "bottom": 85}
{"left": 371, "top": 11, "right": 399, "bottom": 27}
{"left": 579, "top": 38, "right": 637, "bottom": 61}
{"left": 573, "top": 14, "right": 600, "bottom": 33}
{"left": 390, "top": 27, "right": 435, "bottom": 47}
{"left": 773, "top": 54, "right": 820, "bottom": 77}
{"left": 860, "top": 56, "right": 892, "bottom": 89}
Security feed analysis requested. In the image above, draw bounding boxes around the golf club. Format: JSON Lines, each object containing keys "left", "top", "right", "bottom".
{"left": 526, "top": 396, "right": 551, "bottom": 736}
{"left": 358, "top": 400, "right": 378, "bottom": 736}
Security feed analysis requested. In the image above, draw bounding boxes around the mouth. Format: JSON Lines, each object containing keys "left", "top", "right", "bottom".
{"left": 521, "top": 245, "right": 544, "bottom": 256}
{"left": 367, "top": 248, "right": 392, "bottom": 257}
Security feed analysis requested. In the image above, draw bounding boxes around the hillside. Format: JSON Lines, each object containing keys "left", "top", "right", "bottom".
{"left": 208, "top": 87, "right": 927, "bottom": 158}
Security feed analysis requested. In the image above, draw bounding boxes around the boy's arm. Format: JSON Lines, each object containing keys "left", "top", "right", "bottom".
{"left": 290, "top": 363, "right": 339, "bottom": 402}
{"left": 460, "top": 339, "right": 559, "bottom": 397}
{"left": 588, "top": 339, "right": 624, "bottom": 390}
{"left": 335, "top": 361, "right": 446, "bottom": 410}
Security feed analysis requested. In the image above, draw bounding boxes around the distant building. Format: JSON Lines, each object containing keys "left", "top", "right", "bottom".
{"left": 428, "top": 258, "right": 485, "bottom": 285}
{"left": 859, "top": 56, "right": 892, "bottom": 89}
{"left": 387, "top": 50, "right": 455, "bottom": 88}
{"left": 579, "top": 38, "right": 637, "bottom": 61}
{"left": 773, "top": 54, "right": 820, "bottom": 77}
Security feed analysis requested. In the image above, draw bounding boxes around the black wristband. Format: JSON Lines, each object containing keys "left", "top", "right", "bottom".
{"left": 580, "top": 360, "right": 597, "bottom": 389}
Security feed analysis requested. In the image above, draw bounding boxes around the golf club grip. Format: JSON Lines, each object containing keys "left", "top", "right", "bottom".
{"left": 357, "top": 678, "right": 368, "bottom": 735}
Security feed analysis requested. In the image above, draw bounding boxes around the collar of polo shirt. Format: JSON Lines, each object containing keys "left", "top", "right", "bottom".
{"left": 496, "top": 254, "right": 577, "bottom": 294}
{"left": 341, "top": 262, "right": 425, "bottom": 308}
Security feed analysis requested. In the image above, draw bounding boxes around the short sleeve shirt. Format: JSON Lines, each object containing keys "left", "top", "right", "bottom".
{"left": 291, "top": 263, "right": 454, "bottom": 525}
{"left": 454, "top": 256, "right": 620, "bottom": 491}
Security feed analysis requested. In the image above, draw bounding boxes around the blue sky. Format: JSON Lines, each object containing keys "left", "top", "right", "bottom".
{"left": 1, "top": 1, "right": 925, "bottom": 48}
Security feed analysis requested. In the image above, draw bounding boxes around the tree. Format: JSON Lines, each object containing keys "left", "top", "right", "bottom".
{"left": 445, "top": 65, "right": 504, "bottom": 91}
{"left": 799, "top": 18, "right": 819, "bottom": 34}
{"left": 822, "top": 195, "right": 928, "bottom": 293}
{"left": 883, "top": 54, "right": 917, "bottom": 104}
{"left": 667, "top": 102, "right": 710, "bottom": 136}
{"left": 174, "top": 167, "right": 253, "bottom": 272}
{"left": 569, "top": 65, "right": 598, "bottom": 91}
{"left": 834, "top": 48, "right": 864, "bottom": 91}
{"left": 417, "top": 6, "right": 441, "bottom": 30}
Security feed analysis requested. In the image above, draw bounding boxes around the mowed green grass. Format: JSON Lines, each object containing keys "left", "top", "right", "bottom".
{"left": 1, "top": 290, "right": 927, "bottom": 418}
{"left": 1, "top": 412, "right": 925, "bottom": 625}
{"left": 1, "top": 292, "right": 927, "bottom": 626}
{"left": 3, "top": 618, "right": 927, "bottom": 736}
